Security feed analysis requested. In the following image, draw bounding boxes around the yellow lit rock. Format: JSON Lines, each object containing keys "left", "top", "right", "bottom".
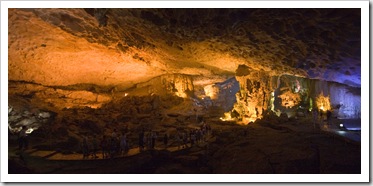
{"left": 277, "top": 90, "right": 301, "bottom": 108}
{"left": 316, "top": 92, "right": 331, "bottom": 111}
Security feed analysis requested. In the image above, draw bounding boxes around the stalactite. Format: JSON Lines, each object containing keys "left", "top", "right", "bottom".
{"left": 221, "top": 65, "right": 361, "bottom": 124}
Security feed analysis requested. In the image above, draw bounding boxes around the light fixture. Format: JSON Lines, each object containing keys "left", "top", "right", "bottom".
{"left": 26, "top": 128, "right": 34, "bottom": 134}
{"left": 339, "top": 123, "right": 345, "bottom": 130}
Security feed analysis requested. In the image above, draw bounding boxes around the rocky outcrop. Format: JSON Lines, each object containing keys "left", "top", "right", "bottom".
{"left": 8, "top": 81, "right": 112, "bottom": 110}
{"left": 8, "top": 104, "right": 55, "bottom": 134}
{"left": 222, "top": 65, "right": 361, "bottom": 124}
{"left": 136, "top": 74, "right": 194, "bottom": 98}
{"left": 229, "top": 65, "right": 273, "bottom": 123}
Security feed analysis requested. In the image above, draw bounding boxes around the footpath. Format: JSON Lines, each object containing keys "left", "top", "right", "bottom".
{"left": 16, "top": 135, "right": 216, "bottom": 161}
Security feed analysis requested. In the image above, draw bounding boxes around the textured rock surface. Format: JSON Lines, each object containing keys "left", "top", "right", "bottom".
{"left": 220, "top": 64, "right": 360, "bottom": 124}
{"left": 7, "top": 8, "right": 362, "bottom": 175}
{"left": 8, "top": 8, "right": 361, "bottom": 88}
{"left": 8, "top": 8, "right": 362, "bottom": 122}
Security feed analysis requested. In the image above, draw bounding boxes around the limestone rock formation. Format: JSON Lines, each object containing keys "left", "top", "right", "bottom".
{"left": 6, "top": 9, "right": 362, "bottom": 175}
{"left": 8, "top": 8, "right": 361, "bottom": 88}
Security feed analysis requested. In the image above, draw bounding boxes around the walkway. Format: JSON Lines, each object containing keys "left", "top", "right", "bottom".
{"left": 319, "top": 120, "right": 361, "bottom": 144}
{"left": 21, "top": 136, "right": 216, "bottom": 161}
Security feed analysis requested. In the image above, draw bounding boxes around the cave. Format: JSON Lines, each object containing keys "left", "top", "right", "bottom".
{"left": 3, "top": 2, "right": 369, "bottom": 182}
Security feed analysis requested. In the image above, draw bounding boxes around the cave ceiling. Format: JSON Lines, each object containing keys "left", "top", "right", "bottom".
{"left": 8, "top": 8, "right": 361, "bottom": 89}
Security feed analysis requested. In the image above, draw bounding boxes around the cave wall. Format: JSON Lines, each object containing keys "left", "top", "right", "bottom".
{"left": 8, "top": 68, "right": 360, "bottom": 135}
{"left": 273, "top": 75, "right": 311, "bottom": 118}
{"left": 224, "top": 65, "right": 361, "bottom": 124}
{"left": 275, "top": 75, "right": 361, "bottom": 119}
{"left": 197, "top": 77, "right": 239, "bottom": 112}
{"left": 8, "top": 81, "right": 112, "bottom": 110}
{"left": 136, "top": 74, "right": 194, "bottom": 98}
{"left": 310, "top": 80, "right": 361, "bottom": 119}
{"left": 213, "top": 78, "right": 240, "bottom": 112}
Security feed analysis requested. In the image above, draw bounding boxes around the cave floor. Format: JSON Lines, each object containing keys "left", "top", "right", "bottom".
{"left": 8, "top": 116, "right": 361, "bottom": 174}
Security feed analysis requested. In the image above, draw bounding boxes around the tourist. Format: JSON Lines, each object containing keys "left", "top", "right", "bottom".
{"left": 146, "top": 131, "right": 152, "bottom": 150}
{"left": 109, "top": 137, "right": 117, "bottom": 158}
{"left": 112, "top": 129, "right": 118, "bottom": 140}
{"left": 190, "top": 131, "right": 196, "bottom": 147}
{"left": 194, "top": 108, "right": 198, "bottom": 123}
{"left": 196, "top": 129, "right": 201, "bottom": 144}
{"left": 81, "top": 135, "right": 89, "bottom": 159}
{"left": 151, "top": 131, "right": 157, "bottom": 149}
{"left": 312, "top": 109, "right": 319, "bottom": 129}
{"left": 206, "top": 123, "right": 211, "bottom": 136}
{"left": 243, "top": 127, "right": 248, "bottom": 136}
{"left": 18, "top": 126, "right": 29, "bottom": 151}
{"left": 139, "top": 129, "right": 145, "bottom": 152}
{"left": 120, "top": 132, "right": 127, "bottom": 156}
{"left": 326, "top": 110, "right": 332, "bottom": 126}
{"left": 176, "top": 131, "right": 182, "bottom": 150}
{"left": 163, "top": 133, "right": 168, "bottom": 149}
{"left": 183, "top": 132, "right": 188, "bottom": 148}
{"left": 91, "top": 135, "right": 99, "bottom": 159}
{"left": 319, "top": 109, "right": 323, "bottom": 122}
{"left": 100, "top": 135, "right": 109, "bottom": 159}
{"left": 201, "top": 126, "right": 207, "bottom": 142}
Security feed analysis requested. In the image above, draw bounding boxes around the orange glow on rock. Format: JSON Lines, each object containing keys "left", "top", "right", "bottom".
{"left": 277, "top": 90, "right": 301, "bottom": 108}
{"left": 316, "top": 93, "right": 331, "bottom": 111}
{"left": 220, "top": 66, "right": 271, "bottom": 125}
{"left": 204, "top": 84, "right": 219, "bottom": 100}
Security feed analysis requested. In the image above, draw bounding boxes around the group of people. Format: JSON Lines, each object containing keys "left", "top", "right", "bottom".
{"left": 136, "top": 121, "right": 212, "bottom": 152}
{"left": 80, "top": 134, "right": 99, "bottom": 159}
{"left": 80, "top": 129, "right": 129, "bottom": 159}
{"left": 138, "top": 129, "right": 158, "bottom": 152}
{"left": 79, "top": 121, "right": 212, "bottom": 159}
{"left": 312, "top": 108, "right": 333, "bottom": 129}
{"left": 175, "top": 122, "right": 211, "bottom": 149}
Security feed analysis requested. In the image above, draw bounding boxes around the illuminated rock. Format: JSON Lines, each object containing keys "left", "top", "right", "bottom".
{"left": 8, "top": 8, "right": 360, "bottom": 89}
{"left": 315, "top": 92, "right": 331, "bottom": 112}
{"left": 6, "top": 8, "right": 362, "bottom": 175}
{"left": 222, "top": 65, "right": 272, "bottom": 124}
{"left": 204, "top": 84, "right": 219, "bottom": 100}
{"left": 136, "top": 74, "right": 194, "bottom": 98}
{"left": 222, "top": 67, "right": 361, "bottom": 123}
{"left": 8, "top": 105, "right": 54, "bottom": 134}
{"left": 7, "top": 8, "right": 361, "bottom": 129}
{"left": 277, "top": 90, "right": 301, "bottom": 109}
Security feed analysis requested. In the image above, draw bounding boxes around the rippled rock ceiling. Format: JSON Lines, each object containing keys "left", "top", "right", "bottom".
{"left": 9, "top": 8, "right": 361, "bottom": 87}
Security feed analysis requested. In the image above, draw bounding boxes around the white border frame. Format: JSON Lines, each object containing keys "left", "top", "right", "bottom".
{"left": 1, "top": 0, "right": 369, "bottom": 183}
